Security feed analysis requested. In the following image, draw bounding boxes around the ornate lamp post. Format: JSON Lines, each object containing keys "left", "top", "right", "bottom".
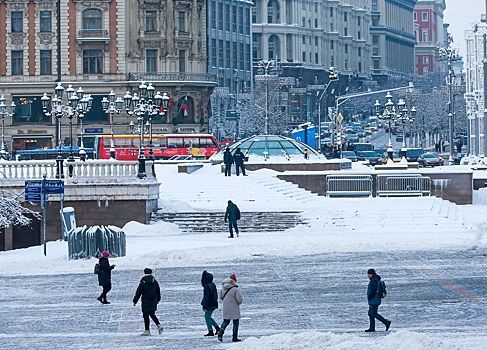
{"left": 375, "top": 92, "right": 396, "bottom": 160}
{"left": 124, "top": 82, "right": 168, "bottom": 178}
{"left": 0, "top": 95, "right": 16, "bottom": 160}
{"left": 78, "top": 94, "right": 93, "bottom": 161}
{"left": 101, "top": 91, "right": 124, "bottom": 159}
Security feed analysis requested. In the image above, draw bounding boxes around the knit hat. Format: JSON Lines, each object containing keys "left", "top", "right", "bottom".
{"left": 367, "top": 269, "right": 376, "bottom": 275}
{"left": 230, "top": 274, "right": 237, "bottom": 282}
{"left": 144, "top": 268, "right": 152, "bottom": 275}
{"left": 102, "top": 251, "right": 109, "bottom": 258}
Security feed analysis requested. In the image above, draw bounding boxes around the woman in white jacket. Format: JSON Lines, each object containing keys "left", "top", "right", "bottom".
{"left": 217, "top": 274, "right": 243, "bottom": 342}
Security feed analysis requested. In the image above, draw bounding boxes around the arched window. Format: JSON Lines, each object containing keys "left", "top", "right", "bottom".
{"left": 267, "top": 0, "right": 280, "bottom": 24}
{"left": 175, "top": 96, "right": 194, "bottom": 124}
{"left": 268, "top": 35, "right": 280, "bottom": 60}
{"left": 83, "top": 9, "right": 102, "bottom": 30}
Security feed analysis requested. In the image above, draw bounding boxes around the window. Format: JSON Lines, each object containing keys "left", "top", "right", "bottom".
{"left": 374, "top": 60, "right": 380, "bottom": 70}
{"left": 12, "top": 51, "right": 23, "bottom": 75}
{"left": 83, "top": 50, "right": 102, "bottom": 74}
{"left": 309, "top": 36, "right": 312, "bottom": 45}
{"left": 146, "top": 50, "right": 157, "bottom": 72}
{"left": 315, "top": 2, "right": 318, "bottom": 12}
{"left": 12, "top": 12, "right": 22, "bottom": 32}
{"left": 358, "top": 16, "right": 361, "bottom": 26}
{"left": 373, "top": 47, "right": 379, "bottom": 56}
{"left": 330, "top": 7, "right": 333, "bottom": 17}
{"left": 358, "top": 62, "right": 362, "bottom": 72}
{"left": 330, "top": 23, "right": 333, "bottom": 31}
{"left": 344, "top": 59, "right": 348, "bottom": 69}
{"left": 302, "top": 35, "right": 306, "bottom": 44}
{"left": 40, "top": 11, "right": 51, "bottom": 32}
{"left": 252, "top": 7, "right": 256, "bottom": 23}
{"left": 13, "top": 96, "right": 50, "bottom": 124}
{"left": 423, "top": 56, "right": 429, "bottom": 64}
{"left": 40, "top": 50, "right": 52, "bottom": 75}
{"left": 330, "top": 56, "right": 334, "bottom": 66}
{"left": 146, "top": 11, "right": 156, "bottom": 31}
{"left": 315, "top": 18, "right": 318, "bottom": 27}
{"left": 178, "top": 11, "right": 185, "bottom": 32}
{"left": 372, "top": 35, "right": 379, "bottom": 44}
{"left": 302, "top": 52, "right": 306, "bottom": 62}
{"left": 225, "top": 4, "right": 230, "bottom": 31}
{"left": 315, "top": 52, "right": 318, "bottom": 63}
{"left": 422, "top": 12, "right": 428, "bottom": 21}
{"left": 330, "top": 40, "right": 334, "bottom": 50}
{"left": 358, "top": 31, "right": 361, "bottom": 40}
{"left": 344, "top": 27, "right": 347, "bottom": 36}
{"left": 422, "top": 31, "right": 427, "bottom": 42}
{"left": 83, "top": 9, "right": 101, "bottom": 30}
{"left": 414, "top": 12, "right": 417, "bottom": 21}
{"left": 302, "top": 2, "right": 306, "bottom": 10}
{"left": 83, "top": 95, "right": 109, "bottom": 122}
{"left": 179, "top": 50, "right": 185, "bottom": 72}
{"left": 344, "top": 12, "right": 347, "bottom": 22}
{"left": 302, "top": 17, "right": 305, "bottom": 27}
{"left": 238, "top": 7, "right": 244, "bottom": 33}
{"left": 358, "top": 47, "right": 361, "bottom": 57}
{"left": 315, "top": 36, "right": 318, "bottom": 46}
{"left": 344, "top": 44, "right": 348, "bottom": 54}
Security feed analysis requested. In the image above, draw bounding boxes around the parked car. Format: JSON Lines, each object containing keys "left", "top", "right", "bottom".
{"left": 418, "top": 153, "right": 442, "bottom": 167}
{"left": 341, "top": 151, "right": 358, "bottom": 162}
{"left": 356, "top": 151, "right": 381, "bottom": 165}
{"left": 380, "top": 152, "right": 401, "bottom": 164}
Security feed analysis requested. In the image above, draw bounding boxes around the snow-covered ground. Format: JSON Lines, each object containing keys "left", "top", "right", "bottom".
{"left": 1, "top": 163, "right": 487, "bottom": 349}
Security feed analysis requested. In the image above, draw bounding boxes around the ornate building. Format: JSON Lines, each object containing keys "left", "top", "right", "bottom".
{"left": 0, "top": 0, "right": 215, "bottom": 153}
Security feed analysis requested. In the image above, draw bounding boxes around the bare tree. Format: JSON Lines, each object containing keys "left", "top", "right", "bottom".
{"left": 0, "top": 190, "right": 41, "bottom": 229}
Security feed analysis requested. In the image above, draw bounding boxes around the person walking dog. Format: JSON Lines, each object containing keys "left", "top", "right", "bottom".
{"left": 223, "top": 147, "right": 234, "bottom": 176}
{"left": 224, "top": 200, "right": 241, "bottom": 238}
{"left": 217, "top": 274, "right": 243, "bottom": 342}
{"left": 97, "top": 251, "right": 115, "bottom": 304}
{"left": 201, "top": 270, "right": 220, "bottom": 337}
{"left": 365, "top": 269, "right": 391, "bottom": 332}
{"left": 133, "top": 268, "right": 163, "bottom": 336}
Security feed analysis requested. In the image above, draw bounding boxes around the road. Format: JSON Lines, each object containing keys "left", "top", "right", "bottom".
{"left": 1, "top": 248, "right": 486, "bottom": 349}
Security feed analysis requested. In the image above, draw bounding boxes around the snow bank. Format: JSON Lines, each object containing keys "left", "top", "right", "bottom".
{"left": 227, "top": 330, "right": 485, "bottom": 350}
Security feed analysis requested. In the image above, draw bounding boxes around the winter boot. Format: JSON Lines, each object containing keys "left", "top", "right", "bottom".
{"left": 157, "top": 324, "right": 163, "bottom": 334}
{"left": 215, "top": 325, "right": 220, "bottom": 333}
{"left": 140, "top": 330, "right": 150, "bottom": 336}
{"left": 385, "top": 321, "right": 391, "bottom": 331}
{"left": 217, "top": 328, "right": 224, "bottom": 342}
{"left": 102, "top": 296, "right": 110, "bottom": 304}
{"left": 204, "top": 331, "right": 214, "bottom": 337}
{"left": 232, "top": 336, "right": 241, "bottom": 342}
{"left": 364, "top": 329, "right": 375, "bottom": 332}
{"left": 97, "top": 295, "right": 103, "bottom": 303}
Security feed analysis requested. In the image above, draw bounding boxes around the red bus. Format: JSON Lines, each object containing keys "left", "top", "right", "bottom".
{"left": 94, "top": 134, "right": 220, "bottom": 160}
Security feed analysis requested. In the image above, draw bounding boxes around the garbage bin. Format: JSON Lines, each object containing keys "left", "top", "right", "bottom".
{"left": 61, "top": 207, "right": 76, "bottom": 241}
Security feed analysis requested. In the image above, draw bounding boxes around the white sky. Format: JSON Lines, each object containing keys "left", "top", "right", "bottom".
{"left": 443, "top": 0, "right": 485, "bottom": 57}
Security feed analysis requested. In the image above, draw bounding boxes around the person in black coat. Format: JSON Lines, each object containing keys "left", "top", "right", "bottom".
{"left": 233, "top": 148, "right": 247, "bottom": 176}
{"left": 223, "top": 148, "right": 234, "bottom": 176}
{"left": 133, "top": 268, "right": 163, "bottom": 336}
{"left": 224, "top": 200, "right": 241, "bottom": 238}
{"left": 97, "top": 251, "right": 115, "bottom": 304}
{"left": 201, "top": 270, "right": 220, "bottom": 336}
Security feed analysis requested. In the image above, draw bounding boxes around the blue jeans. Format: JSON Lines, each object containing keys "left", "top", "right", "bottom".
{"left": 229, "top": 221, "right": 239, "bottom": 237}
{"left": 221, "top": 318, "right": 239, "bottom": 336}
{"left": 368, "top": 305, "right": 387, "bottom": 330}
{"left": 204, "top": 309, "right": 219, "bottom": 331}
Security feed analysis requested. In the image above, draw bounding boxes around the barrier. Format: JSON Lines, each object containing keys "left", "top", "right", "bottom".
{"left": 68, "top": 225, "right": 126, "bottom": 259}
{"left": 377, "top": 174, "right": 427, "bottom": 197}
{"left": 326, "top": 175, "right": 373, "bottom": 197}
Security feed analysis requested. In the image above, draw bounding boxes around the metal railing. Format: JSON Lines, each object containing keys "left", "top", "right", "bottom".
{"left": 68, "top": 225, "right": 126, "bottom": 260}
{"left": 0, "top": 160, "right": 139, "bottom": 180}
{"left": 77, "top": 29, "right": 109, "bottom": 39}
{"left": 377, "top": 174, "right": 427, "bottom": 197}
{"left": 326, "top": 175, "right": 373, "bottom": 197}
{"left": 129, "top": 72, "right": 217, "bottom": 82}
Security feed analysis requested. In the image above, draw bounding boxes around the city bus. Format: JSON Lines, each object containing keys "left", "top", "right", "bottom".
{"left": 14, "top": 147, "right": 95, "bottom": 160}
{"left": 349, "top": 142, "right": 374, "bottom": 153}
{"left": 93, "top": 134, "right": 220, "bottom": 160}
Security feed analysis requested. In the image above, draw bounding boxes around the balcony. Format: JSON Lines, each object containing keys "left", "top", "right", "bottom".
{"left": 129, "top": 72, "right": 217, "bottom": 84}
{"left": 77, "top": 29, "right": 110, "bottom": 42}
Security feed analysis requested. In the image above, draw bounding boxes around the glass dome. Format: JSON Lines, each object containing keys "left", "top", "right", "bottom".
{"left": 211, "top": 135, "right": 325, "bottom": 162}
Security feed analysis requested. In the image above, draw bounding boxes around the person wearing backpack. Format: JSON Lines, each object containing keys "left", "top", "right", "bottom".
{"left": 217, "top": 274, "right": 243, "bottom": 342}
{"left": 201, "top": 270, "right": 220, "bottom": 337}
{"left": 133, "top": 268, "right": 163, "bottom": 336}
{"left": 224, "top": 200, "right": 241, "bottom": 238}
{"left": 97, "top": 251, "right": 115, "bottom": 304}
{"left": 365, "top": 269, "right": 391, "bottom": 332}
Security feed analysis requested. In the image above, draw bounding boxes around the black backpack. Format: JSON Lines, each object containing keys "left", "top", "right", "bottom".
{"left": 145, "top": 282, "right": 157, "bottom": 301}
{"left": 236, "top": 206, "right": 241, "bottom": 220}
{"left": 94, "top": 263, "right": 101, "bottom": 275}
{"left": 378, "top": 280, "right": 387, "bottom": 298}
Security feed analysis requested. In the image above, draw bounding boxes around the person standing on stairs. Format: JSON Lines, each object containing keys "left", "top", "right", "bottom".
{"left": 224, "top": 200, "right": 241, "bottom": 238}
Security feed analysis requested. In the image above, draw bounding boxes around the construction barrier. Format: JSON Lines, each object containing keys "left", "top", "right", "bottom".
{"left": 68, "top": 225, "right": 126, "bottom": 260}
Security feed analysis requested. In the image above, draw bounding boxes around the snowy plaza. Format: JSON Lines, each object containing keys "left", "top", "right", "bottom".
{"left": 1, "top": 164, "right": 487, "bottom": 349}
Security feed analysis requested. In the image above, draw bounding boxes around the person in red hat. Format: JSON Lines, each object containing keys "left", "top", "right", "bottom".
{"left": 217, "top": 274, "right": 243, "bottom": 342}
{"left": 97, "top": 251, "right": 115, "bottom": 304}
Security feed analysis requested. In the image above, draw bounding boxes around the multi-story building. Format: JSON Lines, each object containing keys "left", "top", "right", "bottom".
{"left": 0, "top": 0, "right": 215, "bottom": 153}
{"left": 413, "top": 0, "right": 447, "bottom": 75}
{"left": 370, "top": 0, "right": 417, "bottom": 80}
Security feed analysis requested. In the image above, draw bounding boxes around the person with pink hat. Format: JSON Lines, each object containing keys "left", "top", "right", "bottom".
{"left": 217, "top": 274, "right": 243, "bottom": 342}
{"left": 96, "top": 251, "right": 115, "bottom": 304}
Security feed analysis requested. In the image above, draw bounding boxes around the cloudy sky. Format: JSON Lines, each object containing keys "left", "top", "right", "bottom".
{"left": 443, "top": 0, "right": 485, "bottom": 57}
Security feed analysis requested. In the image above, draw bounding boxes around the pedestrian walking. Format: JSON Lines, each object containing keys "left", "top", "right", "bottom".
{"left": 217, "top": 274, "right": 243, "bottom": 342}
{"left": 223, "top": 147, "right": 234, "bottom": 176}
{"left": 233, "top": 148, "right": 247, "bottom": 176}
{"left": 365, "top": 269, "right": 391, "bottom": 332}
{"left": 97, "top": 251, "right": 115, "bottom": 304}
{"left": 201, "top": 270, "right": 220, "bottom": 337}
{"left": 224, "top": 200, "right": 241, "bottom": 238}
{"left": 133, "top": 268, "right": 163, "bottom": 336}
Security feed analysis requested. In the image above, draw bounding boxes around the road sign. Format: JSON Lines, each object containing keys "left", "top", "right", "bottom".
{"left": 25, "top": 186, "right": 42, "bottom": 194}
{"left": 338, "top": 114, "right": 343, "bottom": 123}
{"left": 25, "top": 180, "right": 43, "bottom": 187}
{"left": 45, "top": 180, "right": 64, "bottom": 194}
{"left": 225, "top": 110, "right": 239, "bottom": 121}
{"left": 25, "top": 193, "right": 42, "bottom": 201}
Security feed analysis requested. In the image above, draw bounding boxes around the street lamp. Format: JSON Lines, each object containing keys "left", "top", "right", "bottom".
{"left": 78, "top": 94, "right": 93, "bottom": 161}
{"left": 124, "top": 82, "right": 168, "bottom": 178}
{"left": 317, "top": 67, "right": 339, "bottom": 153}
{"left": 0, "top": 95, "right": 16, "bottom": 160}
{"left": 101, "top": 91, "right": 124, "bottom": 159}
{"left": 395, "top": 99, "right": 416, "bottom": 155}
{"left": 256, "top": 59, "right": 282, "bottom": 135}
{"left": 41, "top": 83, "right": 90, "bottom": 177}
{"left": 375, "top": 92, "right": 396, "bottom": 160}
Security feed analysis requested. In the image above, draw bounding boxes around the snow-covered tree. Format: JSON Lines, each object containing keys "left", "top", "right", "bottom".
{"left": 0, "top": 190, "right": 41, "bottom": 228}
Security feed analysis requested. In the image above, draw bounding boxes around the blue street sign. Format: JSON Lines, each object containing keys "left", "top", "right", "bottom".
{"left": 25, "top": 193, "right": 42, "bottom": 201}
{"left": 85, "top": 128, "right": 103, "bottom": 134}
{"left": 25, "top": 186, "right": 42, "bottom": 194}
{"left": 45, "top": 180, "right": 64, "bottom": 194}
{"left": 25, "top": 180, "right": 43, "bottom": 187}
{"left": 46, "top": 187, "right": 64, "bottom": 194}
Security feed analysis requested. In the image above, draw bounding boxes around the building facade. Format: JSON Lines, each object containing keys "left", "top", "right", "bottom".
{"left": 0, "top": 0, "right": 215, "bottom": 153}
{"left": 413, "top": 0, "right": 447, "bottom": 75}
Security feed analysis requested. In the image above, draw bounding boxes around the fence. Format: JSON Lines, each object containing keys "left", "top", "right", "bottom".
{"left": 377, "top": 174, "right": 430, "bottom": 197}
{"left": 68, "top": 225, "right": 126, "bottom": 260}
{"left": 326, "top": 175, "right": 373, "bottom": 197}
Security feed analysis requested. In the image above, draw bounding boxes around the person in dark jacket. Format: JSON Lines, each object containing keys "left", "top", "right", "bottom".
{"left": 223, "top": 148, "right": 234, "bottom": 176}
{"left": 97, "top": 251, "right": 115, "bottom": 304}
{"left": 233, "top": 148, "right": 247, "bottom": 176}
{"left": 365, "top": 269, "right": 391, "bottom": 332}
{"left": 224, "top": 200, "right": 241, "bottom": 238}
{"left": 133, "top": 268, "right": 163, "bottom": 336}
{"left": 201, "top": 270, "right": 220, "bottom": 336}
